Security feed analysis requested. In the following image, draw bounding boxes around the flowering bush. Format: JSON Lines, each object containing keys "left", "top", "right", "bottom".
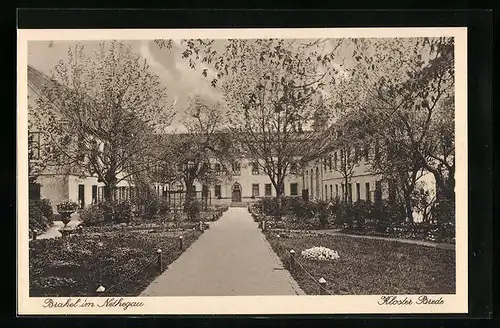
{"left": 57, "top": 200, "right": 79, "bottom": 213}
{"left": 301, "top": 246, "right": 340, "bottom": 262}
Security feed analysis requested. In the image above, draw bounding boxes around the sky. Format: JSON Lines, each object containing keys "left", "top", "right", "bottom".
{"left": 28, "top": 39, "right": 222, "bottom": 132}
{"left": 27, "top": 38, "right": 354, "bottom": 132}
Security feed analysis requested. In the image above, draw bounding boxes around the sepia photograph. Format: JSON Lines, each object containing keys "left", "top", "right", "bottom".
{"left": 17, "top": 28, "right": 467, "bottom": 314}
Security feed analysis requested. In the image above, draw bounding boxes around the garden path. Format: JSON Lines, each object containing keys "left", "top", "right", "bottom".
{"left": 140, "top": 207, "right": 304, "bottom": 296}
{"left": 37, "top": 213, "right": 81, "bottom": 240}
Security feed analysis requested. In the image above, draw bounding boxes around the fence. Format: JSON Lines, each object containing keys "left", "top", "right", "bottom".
{"left": 164, "top": 190, "right": 211, "bottom": 211}
{"left": 94, "top": 224, "right": 205, "bottom": 296}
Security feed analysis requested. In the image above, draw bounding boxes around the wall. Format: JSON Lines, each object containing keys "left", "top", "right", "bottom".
{"left": 38, "top": 174, "right": 69, "bottom": 211}
{"left": 186, "top": 158, "right": 303, "bottom": 205}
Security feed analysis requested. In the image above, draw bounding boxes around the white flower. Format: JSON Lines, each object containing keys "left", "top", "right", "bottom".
{"left": 301, "top": 246, "right": 340, "bottom": 262}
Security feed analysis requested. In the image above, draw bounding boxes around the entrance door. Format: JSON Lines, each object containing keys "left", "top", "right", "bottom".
{"left": 231, "top": 183, "right": 242, "bottom": 202}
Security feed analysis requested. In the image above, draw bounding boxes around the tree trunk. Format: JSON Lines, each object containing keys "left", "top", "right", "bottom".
{"left": 404, "top": 194, "right": 414, "bottom": 225}
{"left": 274, "top": 180, "right": 285, "bottom": 219}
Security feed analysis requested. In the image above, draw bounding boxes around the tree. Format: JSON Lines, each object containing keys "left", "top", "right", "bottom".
{"left": 324, "top": 37, "right": 454, "bottom": 226}
{"left": 347, "top": 37, "right": 455, "bottom": 203}
{"left": 157, "top": 95, "right": 234, "bottom": 210}
{"left": 154, "top": 39, "right": 344, "bottom": 202}
{"left": 31, "top": 41, "right": 173, "bottom": 201}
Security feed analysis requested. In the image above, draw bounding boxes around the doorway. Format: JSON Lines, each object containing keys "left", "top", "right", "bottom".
{"left": 231, "top": 183, "right": 242, "bottom": 202}
{"left": 78, "top": 184, "right": 85, "bottom": 208}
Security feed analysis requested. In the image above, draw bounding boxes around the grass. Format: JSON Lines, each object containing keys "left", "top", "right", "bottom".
{"left": 264, "top": 231, "right": 455, "bottom": 295}
{"left": 29, "top": 227, "right": 203, "bottom": 297}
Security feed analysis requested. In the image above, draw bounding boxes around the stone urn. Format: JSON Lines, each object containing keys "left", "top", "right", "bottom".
{"left": 56, "top": 201, "right": 79, "bottom": 237}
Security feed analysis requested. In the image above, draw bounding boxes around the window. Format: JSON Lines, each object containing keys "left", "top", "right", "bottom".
{"left": 330, "top": 185, "right": 333, "bottom": 199}
{"left": 252, "top": 184, "right": 260, "bottom": 197}
{"left": 28, "top": 132, "right": 41, "bottom": 160}
{"left": 340, "top": 149, "right": 344, "bottom": 166}
{"left": 334, "top": 152, "right": 338, "bottom": 169}
{"left": 214, "top": 163, "right": 221, "bottom": 175}
{"left": 290, "top": 183, "right": 298, "bottom": 196}
{"left": 341, "top": 184, "right": 345, "bottom": 200}
{"left": 328, "top": 155, "right": 332, "bottom": 171}
{"left": 364, "top": 145, "right": 370, "bottom": 162}
{"left": 356, "top": 183, "right": 361, "bottom": 201}
{"left": 215, "top": 185, "right": 221, "bottom": 198}
{"left": 232, "top": 162, "right": 241, "bottom": 175}
{"left": 92, "top": 185, "right": 98, "bottom": 204}
{"left": 335, "top": 184, "right": 339, "bottom": 199}
{"left": 365, "top": 182, "right": 370, "bottom": 201}
{"left": 325, "top": 184, "right": 328, "bottom": 199}
{"left": 290, "top": 162, "right": 297, "bottom": 174}
{"left": 252, "top": 162, "right": 259, "bottom": 175}
{"left": 354, "top": 147, "right": 359, "bottom": 163}
{"left": 348, "top": 183, "right": 353, "bottom": 203}
{"left": 323, "top": 158, "right": 328, "bottom": 171}
{"left": 265, "top": 183, "right": 272, "bottom": 196}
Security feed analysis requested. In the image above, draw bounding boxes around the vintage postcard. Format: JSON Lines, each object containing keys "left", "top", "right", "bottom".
{"left": 17, "top": 27, "right": 467, "bottom": 315}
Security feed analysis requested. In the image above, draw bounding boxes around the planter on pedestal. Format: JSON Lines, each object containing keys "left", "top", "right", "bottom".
{"left": 57, "top": 201, "right": 79, "bottom": 238}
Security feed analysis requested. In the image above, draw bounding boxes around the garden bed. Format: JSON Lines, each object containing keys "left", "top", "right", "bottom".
{"left": 29, "top": 227, "right": 203, "bottom": 297}
{"left": 264, "top": 231, "right": 455, "bottom": 295}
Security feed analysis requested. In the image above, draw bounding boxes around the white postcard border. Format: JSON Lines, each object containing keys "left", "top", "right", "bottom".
{"left": 17, "top": 27, "right": 468, "bottom": 315}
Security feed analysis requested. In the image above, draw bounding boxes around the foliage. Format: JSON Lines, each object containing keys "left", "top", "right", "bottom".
{"left": 80, "top": 201, "right": 132, "bottom": 226}
{"left": 184, "top": 199, "right": 201, "bottom": 222}
{"left": 79, "top": 204, "right": 105, "bottom": 226}
{"left": 155, "top": 95, "right": 235, "bottom": 204}
{"left": 35, "top": 199, "right": 54, "bottom": 221}
{"left": 56, "top": 200, "right": 79, "bottom": 213}
{"left": 155, "top": 39, "right": 343, "bottom": 197}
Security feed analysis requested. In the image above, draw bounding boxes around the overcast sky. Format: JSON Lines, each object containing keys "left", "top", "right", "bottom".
{"left": 28, "top": 39, "right": 355, "bottom": 132}
{"left": 28, "top": 39, "right": 224, "bottom": 132}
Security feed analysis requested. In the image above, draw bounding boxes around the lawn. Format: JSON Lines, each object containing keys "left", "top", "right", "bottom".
{"left": 264, "top": 231, "right": 455, "bottom": 295}
{"left": 29, "top": 227, "right": 202, "bottom": 297}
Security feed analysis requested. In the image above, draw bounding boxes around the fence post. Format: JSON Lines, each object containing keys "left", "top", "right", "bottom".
{"left": 32, "top": 229, "right": 37, "bottom": 241}
{"left": 192, "top": 227, "right": 196, "bottom": 237}
{"left": 179, "top": 235, "right": 183, "bottom": 250}
{"left": 199, "top": 221, "right": 204, "bottom": 232}
{"left": 289, "top": 249, "right": 296, "bottom": 271}
{"left": 262, "top": 220, "right": 266, "bottom": 231}
{"left": 157, "top": 249, "right": 163, "bottom": 272}
{"left": 318, "top": 277, "right": 327, "bottom": 295}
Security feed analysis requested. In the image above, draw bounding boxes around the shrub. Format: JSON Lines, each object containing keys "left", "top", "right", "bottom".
{"left": 314, "top": 200, "right": 331, "bottom": 228}
{"left": 432, "top": 198, "right": 455, "bottom": 239}
{"left": 79, "top": 204, "right": 105, "bottom": 226}
{"left": 115, "top": 201, "right": 132, "bottom": 224}
{"left": 184, "top": 199, "right": 201, "bottom": 222}
{"left": 144, "top": 198, "right": 159, "bottom": 220}
{"left": 256, "top": 197, "right": 281, "bottom": 217}
{"left": 29, "top": 199, "right": 50, "bottom": 232}
{"left": 37, "top": 199, "right": 54, "bottom": 221}
{"left": 351, "top": 200, "right": 372, "bottom": 229}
